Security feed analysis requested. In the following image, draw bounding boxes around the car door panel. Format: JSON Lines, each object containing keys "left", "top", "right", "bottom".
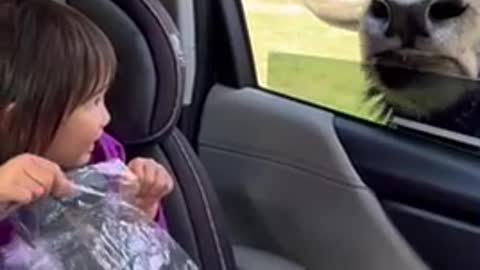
{"left": 335, "top": 116, "right": 480, "bottom": 222}
{"left": 335, "top": 117, "right": 480, "bottom": 270}
{"left": 198, "top": 84, "right": 429, "bottom": 270}
{"left": 385, "top": 202, "right": 480, "bottom": 270}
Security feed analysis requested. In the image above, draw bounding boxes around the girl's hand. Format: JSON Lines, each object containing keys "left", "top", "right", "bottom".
{"left": 127, "top": 158, "right": 174, "bottom": 219}
{"left": 0, "top": 154, "right": 72, "bottom": 219}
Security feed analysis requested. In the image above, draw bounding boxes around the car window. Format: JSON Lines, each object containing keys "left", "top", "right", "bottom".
{"left": 242, "top": 0, "right": 480, "bottom": 145}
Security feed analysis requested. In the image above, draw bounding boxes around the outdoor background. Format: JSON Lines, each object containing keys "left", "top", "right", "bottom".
{"left": 241, "top": 0, "right": 380, "bottom": 121}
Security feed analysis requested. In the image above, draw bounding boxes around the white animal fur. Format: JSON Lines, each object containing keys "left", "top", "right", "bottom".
{"left": 305, "top": 0, "right": 480, "bottom": 119}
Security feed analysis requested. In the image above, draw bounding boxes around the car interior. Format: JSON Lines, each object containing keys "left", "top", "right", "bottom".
{"left": 57, "top": 0, "right": 480, "bottom": 270}
{"left": 64, "top": 0, "right": 303, "bottom": 269}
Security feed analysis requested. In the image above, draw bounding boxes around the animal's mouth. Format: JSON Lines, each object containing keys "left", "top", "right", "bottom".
{"left": 366, "top": 50, "right": 468, "bottom": 90}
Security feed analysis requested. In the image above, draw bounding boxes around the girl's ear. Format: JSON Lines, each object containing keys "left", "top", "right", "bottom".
{"left": 1, "top": 103, "right": 15, "bottom": 128}
{"left": 5, "top": 103, "right": 15, "bottom": 112}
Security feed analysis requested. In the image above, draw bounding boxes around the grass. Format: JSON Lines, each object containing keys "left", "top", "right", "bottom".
{"left": 267, "top": 52, "right": 376, "bottom": 120}
{"left": 241, "top": 0, "right": 380, "bottom": 121}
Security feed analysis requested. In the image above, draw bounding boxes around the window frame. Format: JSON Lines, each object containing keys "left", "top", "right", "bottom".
{"left": 230, "top": 0, "right": 480, "bottom": 152}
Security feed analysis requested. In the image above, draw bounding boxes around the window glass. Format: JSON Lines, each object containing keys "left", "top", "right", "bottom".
{"left": 242, "top": 0, "right": 480, "bottom": 141}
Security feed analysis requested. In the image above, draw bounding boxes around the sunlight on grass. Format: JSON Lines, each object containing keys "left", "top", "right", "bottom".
{"left": 267, "top": 52, "right": 378, "bottom": 120}
{"left": 241, "top": 0, "right": 378, "bottom": 121}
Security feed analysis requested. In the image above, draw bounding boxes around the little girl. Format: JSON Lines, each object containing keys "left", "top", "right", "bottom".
{"left": 0, "top": 0, "right": 173, "bottom": 249}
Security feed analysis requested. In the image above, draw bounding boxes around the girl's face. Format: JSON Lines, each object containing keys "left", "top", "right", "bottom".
{"left": 43, "top": 88, "right": 111, "bottom": 169}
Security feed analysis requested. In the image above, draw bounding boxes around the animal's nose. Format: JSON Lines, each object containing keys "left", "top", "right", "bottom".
{"left": 368, "top": 0, "right": 468, "bottom": 47}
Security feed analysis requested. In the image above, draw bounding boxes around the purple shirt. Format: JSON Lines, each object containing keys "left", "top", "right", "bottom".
{"left": 0, "top": 133, "right": 168, "bottom": 247}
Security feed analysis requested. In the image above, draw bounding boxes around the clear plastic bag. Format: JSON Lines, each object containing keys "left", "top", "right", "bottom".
{"left": 3, "top": 159, "right": 199, "bottom": 270}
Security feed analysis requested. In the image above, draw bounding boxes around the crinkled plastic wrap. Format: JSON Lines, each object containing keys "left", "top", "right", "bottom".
{"left": 4, "top": 159, "right": 199, "bottom": 270}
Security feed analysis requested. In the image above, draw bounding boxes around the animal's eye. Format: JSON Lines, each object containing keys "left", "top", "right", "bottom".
{"left": 369, "top": 0, "right": 389, "bottom": 20}
{"left": 429, "top": 0, "right": 468, "bottom": 21}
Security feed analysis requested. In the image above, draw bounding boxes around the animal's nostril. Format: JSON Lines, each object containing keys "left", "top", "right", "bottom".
{"left": 429, "top": 0, "right": 468, "bottom": 21}
{"left": 369, "top": 0, "right": 389, "bottom": 21}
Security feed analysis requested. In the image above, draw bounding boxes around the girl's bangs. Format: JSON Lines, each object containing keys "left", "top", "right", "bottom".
{"left": 67, "top": 13, "right": 117, "bottom": 112}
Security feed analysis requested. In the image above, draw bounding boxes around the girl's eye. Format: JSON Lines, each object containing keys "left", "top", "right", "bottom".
{"left": 93, "top": 95, "right": 104, "bottom": 106}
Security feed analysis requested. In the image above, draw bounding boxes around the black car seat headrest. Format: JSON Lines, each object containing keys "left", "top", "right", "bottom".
{"left": 67, "top": 0, "right": 186, "bottom": 145}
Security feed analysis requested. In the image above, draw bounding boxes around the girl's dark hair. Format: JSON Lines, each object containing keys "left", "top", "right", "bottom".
{"left": 0, "top": 0, "right": 117, "bottom": 162}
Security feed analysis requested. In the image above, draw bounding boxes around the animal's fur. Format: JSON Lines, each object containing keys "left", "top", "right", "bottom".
{"left": 307, "top": 0, "right": 480, "bottom": 135}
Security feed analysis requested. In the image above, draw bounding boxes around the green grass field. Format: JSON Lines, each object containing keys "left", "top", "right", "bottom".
{"left": 267, "top": 52, "right": 378, "bottom": 120}
{"left": 242, "top": 0, "right": 379, "bottom": 121}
